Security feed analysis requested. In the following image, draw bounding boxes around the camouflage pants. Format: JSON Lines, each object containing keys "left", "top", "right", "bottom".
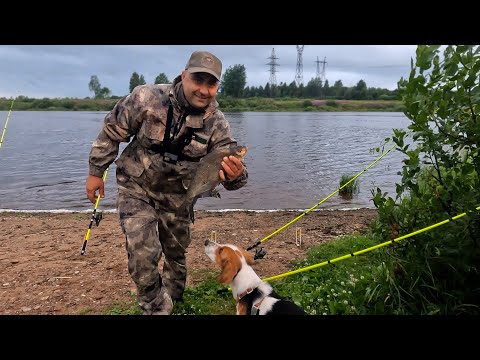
{"left": 117, "top": 190, "right": 192, "bottom": 314}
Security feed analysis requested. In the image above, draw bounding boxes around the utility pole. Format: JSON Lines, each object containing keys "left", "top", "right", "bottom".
{"left": 295, "top": 45, "right": 304, "bottom": 87}
{"left": 266, "top": 48, "right": 279, "bottom": 87}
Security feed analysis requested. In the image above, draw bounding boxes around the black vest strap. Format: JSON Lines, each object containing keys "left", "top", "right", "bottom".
{"left": 161, "top": 101, "right": 174, "bottom": 152}
{"left": 150, "top": 100, "right": 198, "bottom": 164}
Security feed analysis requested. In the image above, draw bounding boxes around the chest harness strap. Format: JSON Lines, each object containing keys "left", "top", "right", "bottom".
{"left": 151, "top": 101, "right": 197, "bottom": 164}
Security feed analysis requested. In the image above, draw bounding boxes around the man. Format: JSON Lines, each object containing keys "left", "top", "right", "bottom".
{"left": 85, "top": 50, "right": 248, "bottom": 315}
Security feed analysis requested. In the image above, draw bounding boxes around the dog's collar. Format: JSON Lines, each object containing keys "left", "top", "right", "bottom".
{"left": 236, "top": 287, "right": 254, "bottom": 301}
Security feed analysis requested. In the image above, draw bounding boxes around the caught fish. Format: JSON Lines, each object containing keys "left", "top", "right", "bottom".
{"left": 177, "top": 145, "right": 247, "bottom": 215}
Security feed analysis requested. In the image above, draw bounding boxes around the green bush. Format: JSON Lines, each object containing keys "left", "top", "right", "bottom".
{"left": 370, "top": 45, "right": 480, "bottom": 314}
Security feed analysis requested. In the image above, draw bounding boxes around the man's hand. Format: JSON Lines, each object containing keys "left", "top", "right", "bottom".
{"left": 86, "top": 175, "right": 105, "bottom": 204}
{"left": 219, "top": 155, "right": 244, "bottom": 182}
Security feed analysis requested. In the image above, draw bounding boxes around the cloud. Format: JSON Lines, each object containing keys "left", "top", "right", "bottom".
{"left": 0, "top": 45, "right": 418, "bottom": 98}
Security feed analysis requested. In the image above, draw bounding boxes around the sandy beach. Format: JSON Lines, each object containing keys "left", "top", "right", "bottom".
{"left": 0, "top": 208, "right": 377, "bottom": 315}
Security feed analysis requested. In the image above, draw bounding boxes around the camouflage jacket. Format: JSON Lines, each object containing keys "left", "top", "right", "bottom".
{"left": 88, "top": 76, "right": 248, "bottom": 211}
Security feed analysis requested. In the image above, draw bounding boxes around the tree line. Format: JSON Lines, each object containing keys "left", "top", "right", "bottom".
{"left": 88, "top": 72, "right": 170, "bottom": 99}
{"left": 88, "top": 65, "right": 398, "bottom": 101}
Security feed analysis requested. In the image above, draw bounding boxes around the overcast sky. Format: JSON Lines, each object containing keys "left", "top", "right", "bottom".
{"left": 0, "top": 45, "right": 418, "bottom": 99}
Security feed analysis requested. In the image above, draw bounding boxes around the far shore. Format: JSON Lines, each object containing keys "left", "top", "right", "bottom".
{"left": 0, "top": 97, "right": 404, "bottom": 113}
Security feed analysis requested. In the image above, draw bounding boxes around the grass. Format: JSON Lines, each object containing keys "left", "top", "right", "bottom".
{"left": 338, "top": 174, "right": 360, "bottom": 199}
{"left": 101, "top": 233, "right": 389, "bottom": 315}
{"left": 272, "top": 234, "right": 388, "bottom": 315}
{"left": 102, "top": 275, "right": 234, "bottom": 315}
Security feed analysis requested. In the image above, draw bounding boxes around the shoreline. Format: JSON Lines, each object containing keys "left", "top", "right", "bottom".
{"left": 0, "top": 206, "right": 376, "bottom": 214}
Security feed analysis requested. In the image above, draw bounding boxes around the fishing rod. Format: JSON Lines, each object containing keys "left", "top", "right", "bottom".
{"left": 246, "top": 133, "right": 411, "bottom": 258}
{"left": 0, "top": 98, "right": 15, "bottom": 149}
{"left": 263, "top": 204, "right": 480, "bottom": 282}
{"left": 218, "top": 204, "right": 480, "bottom": 293}
{"left": 81, "top": 168, "right": 108, "bottom": 255}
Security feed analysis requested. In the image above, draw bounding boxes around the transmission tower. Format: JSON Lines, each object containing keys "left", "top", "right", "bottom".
{"left": 266, "top": 48, "right": 279, "bottom": 87}
{"left": 315, "top": 56, "right": 327, "bottom": 83}
{"left": 315, "top": 56, "right": 321, "bottom": 79}
{"left": 295, "top": 45, "right": 304, "bottom": 87}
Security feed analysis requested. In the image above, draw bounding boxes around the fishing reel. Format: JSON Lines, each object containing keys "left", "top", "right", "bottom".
{"left": 94, "top": 210, "right": 103, "bottom": 226}
{"left": 246, "top": 241, "right": 267, "bottom": 260}
{"left": 253, "top": 247, "right": 267, "bottom": 260}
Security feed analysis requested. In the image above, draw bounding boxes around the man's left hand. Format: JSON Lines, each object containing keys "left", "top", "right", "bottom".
{"left": 219, "top": 155, "right": 244, "bottom": 181}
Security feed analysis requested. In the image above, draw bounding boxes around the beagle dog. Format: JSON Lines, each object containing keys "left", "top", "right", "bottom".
{"left": 204, "top": 239, "right": 307, "bottom": 315}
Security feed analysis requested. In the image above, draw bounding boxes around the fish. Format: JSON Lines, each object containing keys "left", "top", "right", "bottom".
{"left": 177, "top": 145, "right": 247, "bottom": 216}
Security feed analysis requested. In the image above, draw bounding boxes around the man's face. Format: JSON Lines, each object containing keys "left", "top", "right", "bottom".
{"left": 181, "top": 71, "right": 220, "bottom": 109}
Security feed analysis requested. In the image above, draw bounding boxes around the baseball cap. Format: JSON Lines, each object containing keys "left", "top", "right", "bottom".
{"left": 185, "top": 51, "right": 222, "bottom": 81}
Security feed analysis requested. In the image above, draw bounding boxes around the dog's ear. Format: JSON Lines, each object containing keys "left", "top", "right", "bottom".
{"left": 240, "top": 248, "right": 255, "bottom": 265}
{"left": 217, "top": 246, "right": 242, "bottom": 284}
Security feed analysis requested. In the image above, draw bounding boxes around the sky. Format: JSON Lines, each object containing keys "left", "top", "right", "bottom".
{"left": 0, "top": 45, "right": 418, "bottom": 99}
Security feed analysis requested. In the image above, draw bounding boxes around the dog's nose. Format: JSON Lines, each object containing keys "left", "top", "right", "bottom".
{"left": 204, "top": 239, "right": 210, "bottom": 246}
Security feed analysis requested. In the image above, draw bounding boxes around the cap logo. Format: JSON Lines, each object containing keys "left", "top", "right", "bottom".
{"left": 201, "top": 56, "right": 213, "bottom": 68}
